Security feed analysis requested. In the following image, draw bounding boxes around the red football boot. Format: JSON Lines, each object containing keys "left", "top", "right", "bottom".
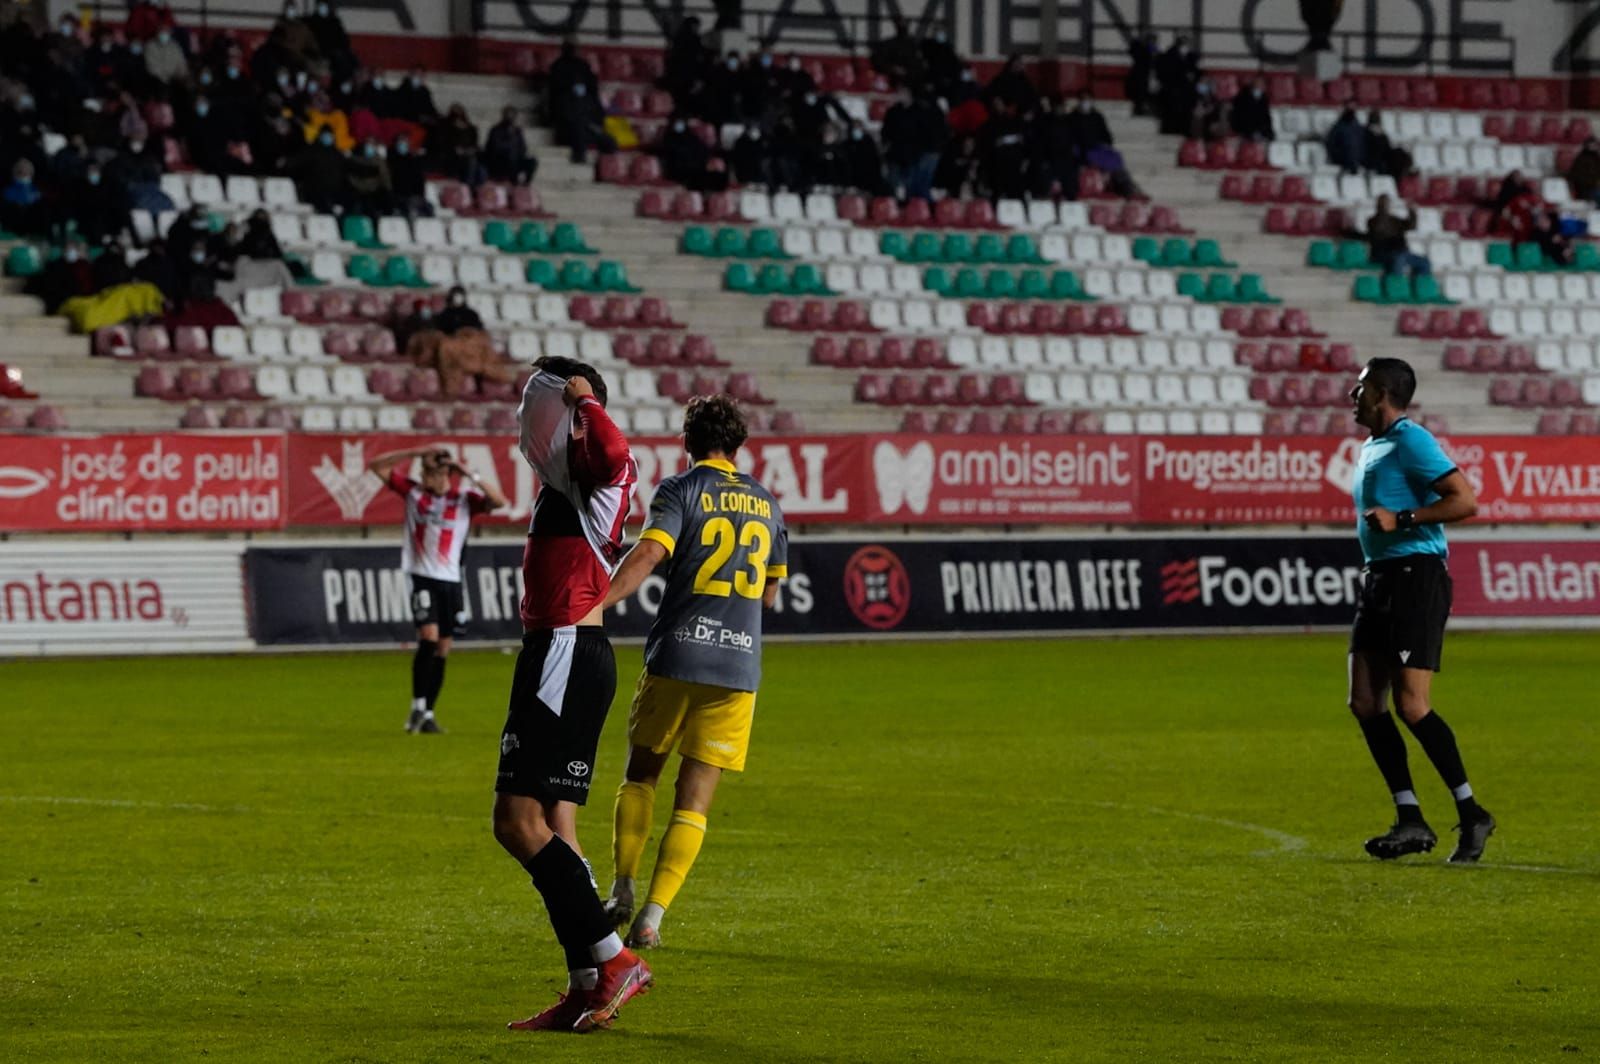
{"left": 574, "top": 949, "right": 653, "bottom": 1032}
{"left": 507, "top": 990, "right": 586, "bottom": 1032}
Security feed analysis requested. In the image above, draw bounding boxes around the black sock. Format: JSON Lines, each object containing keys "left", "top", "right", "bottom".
{"left": 412, "top": 640, "right": 437, "bottom": 703}
{"left": 521, "top": 836, "right": 613, "bottom": 960}
{"left": 1358, "top": 713, "right": 1417, "bottom": 810}
{"left": 1406, "top": 711, "right": 1483, "bottom": 820}
{"left": 427, "top": 654, "right": 447, "bottom": 712}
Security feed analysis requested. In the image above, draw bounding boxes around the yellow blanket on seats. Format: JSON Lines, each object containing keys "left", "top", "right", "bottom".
{"left": 59, "top": 282, "right": 167, "bottom": 333}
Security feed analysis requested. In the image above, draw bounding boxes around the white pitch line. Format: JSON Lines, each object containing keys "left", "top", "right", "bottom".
{"left": 1090, "top": 800, "right": 1311, "bottom": 856}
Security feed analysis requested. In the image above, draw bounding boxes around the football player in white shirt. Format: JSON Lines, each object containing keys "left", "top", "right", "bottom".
{"left": 368, "top": 446, "right": 507, "bottom": 733}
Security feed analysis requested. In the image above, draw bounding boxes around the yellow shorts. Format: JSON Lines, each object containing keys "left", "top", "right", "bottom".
{"left": 628, "top": 672, "right": 756, "bottom": 772}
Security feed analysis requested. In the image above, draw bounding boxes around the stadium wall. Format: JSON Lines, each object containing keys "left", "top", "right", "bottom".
{"left": 3, "top": 532, "right": 1598, "bottom": 655}
{"left": 58, "top": 1, "right": 1600, "bottom": 87}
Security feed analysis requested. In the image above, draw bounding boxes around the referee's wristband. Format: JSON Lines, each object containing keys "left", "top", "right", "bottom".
{"left": 1396, "top": 509, "right": 1417, "bottom": 530}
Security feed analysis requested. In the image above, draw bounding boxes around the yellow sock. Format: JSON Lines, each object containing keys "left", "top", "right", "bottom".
{"left": 612, "top": 780, "right": 655, "bottom": 880}
{"left": 644, "top": 809, "right": 708, "bottom": 912}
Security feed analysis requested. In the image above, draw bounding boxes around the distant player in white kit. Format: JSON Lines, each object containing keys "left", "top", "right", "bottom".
{"left": 368, "top": 446, "right": 507, "bottom": 733}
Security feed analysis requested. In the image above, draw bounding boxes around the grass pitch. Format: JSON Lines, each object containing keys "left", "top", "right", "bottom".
{"left": 4, "top": 634, "right": 1597, "bottom": 1063}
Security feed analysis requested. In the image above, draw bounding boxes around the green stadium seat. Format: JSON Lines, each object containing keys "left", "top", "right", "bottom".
{"left": 1514, "top": 243, "right": 1544, "bottom": 271}
{"left": 1576, "top": 243, "right": 1600, "bottom": 271}
{"left": 1383, "top": 273, "right": 1414, "bottom": 303}
{"left": 383, "top": 256, "right": 426, "bottom": 288}
{"left": 985, "top": 270, "right": 1017, "bottom": 298}
{"left": 748, "top": 228, "right": 788, "bottom": 259}
{"left": 1352, "top": 274, "right": 1383, "bottom": 303}
{"left": 1204, "top": 274, "right": 1239, "bottom": 302}
{"left": 973, "top": 234, "right": 1006, "bottom": 263}
{"left": 1132, "top": 236, "right": 1161, "bottom": 264}
{"left": 1176, "top": 273, "right": 1206, "bottom": 299}
{"left": 1051, "top": 271, "right": 1089, "bottom": 300}
{"left": 1017, "top": 268, "right": 1049, "bottom": 299}
{"left": 595, "top": 260, "right": 639, "bottom": 292}
{"left": 755, "top": 263, "right": 790, "bottom": 294}
{"left": 725, "top": 262, "right": 755, "bottom": 292}
{"left": 1485, "top": 243, "right": 1514, "bottom": 270}
{"left": 516, "top": 222, "right": 551, "bottom": 254}
{"left": 559, "top": 259, "right": 597, "bottom": 291}
{"left": 4, "top": 245, "right": 42, "bottom": 277}
{"left": 922, "top": 267, "right": 953, "bottom": 296}
{"left": 341, "top": 215, "right": 384, "bottom": 249}
{"left": 908, "top": 232, "right": 941, "bottom": 263}
{"left": 1236, "top": 274, "right": 1276, "bottom": 303}
{"left": 1006, "top": 234, "right": 1046, "bottom": 264}
{"left": 954, "top": 268, "right": 985, "bottom": 298}
{"left": 1413, "top": 275, "right": 1447, "bottom": 304}
{"left": 681, "top": 226, "right": 714, "bottom": 256}
{"left": 713, "top": 227, "right": 747, "bottom": 257}
{"left": 1337, "top": 241, "right": 1371, "bottom": 270}
{"left": 879, "top": 231, "right": 910, "bottom": 260}
{"left": 1306, "top": 241, "right": 1336, "bottom": 268}
{"left": 482, "top": 220, "right": 517, "bottom": 252}
{"left": 551, "top": 222, "right": 595, "bottom": 254}
{"left": 525, "top": 258, "right": 558, "bottom": 287}
{"left": 346, "top": 253, "right": 380, "bottom": 284}
{"left": 943, "top": 233, "right": 974, "bottom": 264}
{"left": 1194, "top": 239, "right": 1234, "bottom": 268}
{"left": 1159, "top": 238, "right": 1193, "bottom": 268}
{"left": 791, "top": 263, "right": 828, "bottom": 295}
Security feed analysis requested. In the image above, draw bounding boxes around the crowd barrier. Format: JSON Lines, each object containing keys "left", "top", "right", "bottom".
{"left": 2, "top": 432, "right": 1598, "bottom": 532}
{"left": 2, "top": 533, "right": 1596, "bottom": 655}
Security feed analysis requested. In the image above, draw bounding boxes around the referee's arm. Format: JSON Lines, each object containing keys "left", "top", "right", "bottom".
{"left": 1364, "top": 470, "right": 1478, "bottom": 533}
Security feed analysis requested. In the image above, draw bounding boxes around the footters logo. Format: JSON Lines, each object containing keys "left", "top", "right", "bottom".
{"left": 1160, "top": 559, "right": 1200, "bottom": 604}
{"left": 843, "top": 545, "right": 911, "bottom": 630}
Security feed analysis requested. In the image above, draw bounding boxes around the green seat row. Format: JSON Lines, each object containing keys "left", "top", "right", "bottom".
{"left": 527, "top": 258, "right": 640, "bottom": 293}
{"left": 1352, "top": 273, "right": 1451, "bottom": 305}
{"left": 923, "top": 267, "right": 1092, "bottom": 301}
{"left": 725, "top": 262, "right": 830, "bottom": 296}
{"left": 1306, "top": 240, "right": 1376, "bottom": 271}
{"left": 347, "top": 254, "right": 429, "bottom": 288}
{"left": 485, "top": 220, "right": 595, "bottom": 255}
{"left": 681, "top": 225, "right": 790, "bottom": 260}
{"left": 1484, "top": 241, "right": 1600, "bottom": 273}
{"left": 1132, "top": 236, "right": 1235, "bottom": 269}
{"left": 880, "top": 231, "right": 1048, "bottom": 266}
{"left": 5, "top": 245, "right": 43, "bottom": 277}
{"left": 1174, "top": 272, "right": 1279, "bottom": 304}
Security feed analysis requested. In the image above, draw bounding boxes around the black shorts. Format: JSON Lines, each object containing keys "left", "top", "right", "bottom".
{"left": 410, "top": 575, "right": 466, "bottom": 638}
{"left": 496, "top": 626, "right": 616, "bottom": 804}
{"left": 1349, "top": 555, "right": 1452, "bottom": 672}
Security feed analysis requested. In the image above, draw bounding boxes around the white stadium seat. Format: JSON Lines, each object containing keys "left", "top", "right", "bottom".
{"left": 337, "top": 406, "right": 374, "bottom": 431}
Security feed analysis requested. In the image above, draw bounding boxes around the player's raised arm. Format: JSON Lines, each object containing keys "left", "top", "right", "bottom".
{"left": 602, "top": 539, "right": 670, "bottom": 610}
{"left": 448, "top": 459, "right": 508, "bottom": 511}
{"left": 565, "top": 376, "right": 631, "bottom": 485}
{"left": 368, "top": 445, "right": 442, "bottom": 482}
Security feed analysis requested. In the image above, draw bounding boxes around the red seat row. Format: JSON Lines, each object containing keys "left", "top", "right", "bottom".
{"left": 657, "top": 371, "right": 771, "bottom": 405}
{"left": 1483, "top": 114, "right": 1593, "bottom": 145}
{"left": 1488, "top": 377, "right": 1587, "bottom": 408}
{"left": 1178, "top": 139, "right": 1275, "bottom": 171}
{"left": 1536, "top": 411, "right": 1599, "bottom": 434}
{"left": 1091, "top": 201, "right": 1190, "bottom": 235}
{"left": 964, "top": 302, "right": 1138, "bottom": 336}
{"left": 1397, "top": 309, "right": 1497, "bottom": 339}
{"left": 765, "top": 299, "right": 874, "bottom": 332}
{"left": 613, "top": 333, "right": 725, "bottom": 368}
{"left": 137, "top": 364, "right": 261, "bottom": 401}
{"left": 508, "top": 46, "right": 664, "bottom": 86}
{"left": 1263, "top": 206, "right": 1350, "bottom": 237}
{"left": 433, "top": 182, "right": 550, "bottom": 218}
{"left": 1223, "top": 173, "right": 1316, "bottom": 204}
{"left": 901, "top": 409, "right": 1096, "bottom": 434}
{"left": 0, "top": 405, "right": 66, "bottom": 430}
{"left": 1222, "top": 307, "right": 1323, "bottom": 339}
{"left": 605, "top": 88, "right": 675, "bottom": 119}
{"left": 1235, "top": 341, "right": 1358, "bottom": 374}
{"left": 1442, "top": 343, "right": 1536, "bottom": 374}
{"left": 812, "top": 336, "right": 950, "bottom": 370}
{"left": 638, "top": 188, "right": 741, "bottom": 222}
{"left": 1248, "top": 73, "right": 1552, "bottom": 111}
{"left": 1263, "top": 412, "right": 1365, "bottom": 436}
{"left": 1248, "top": 375, "right": 1351, "bottom": 408}
{"left": 569, "top": 295, "right": 684, "bottom": 330}
{"left": 855, "top": 372, "right": 1028, "bottom": 408}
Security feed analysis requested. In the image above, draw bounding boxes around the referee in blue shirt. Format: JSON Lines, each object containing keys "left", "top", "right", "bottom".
{"left": 1348, "top": 358, "right": 1495, "bottom": 863}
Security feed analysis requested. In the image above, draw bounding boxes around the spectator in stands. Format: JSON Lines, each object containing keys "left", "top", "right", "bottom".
{"left": 657, "top": 115, "right": 727, "bottom": 192}
{"left": 1, "top": 158, "right": 46, "bottom": 236}
{"left": 143, "top": 24, "right": 190, "bottom": 85}
{"left": 985, "top": 54, "right": 1037, "bottom": 115}
{"left": 843, "top": 123, "right": 887, "bottom": 196}
{"left": 386, "top": 133, "right": 431, "bottom": 217}
{"left": 132, "top": 237, "right": 180, "bottom": 303}
{"left": 345, "top": 136, "right": 393, "bottom": 215}
{"left": 430, "top": 103, "right": 485, "bottom": 185}
{"left": 1567, "top": 138, "right": 1600, "bottom": 203}
{"left": 290, "top": 127, "right": 349, "bottom": 212}
{"left": 871, "top": 16, "right": 925, "bottom": 91}
{"left": 1126, "top": 31, "right": 1158, "bottom": 117}
{"left": 1188, "top": 80, "right": 1227, "bottom": 141}
{"left": 394, "top": 298, "right": 435, "bottom": 352}
{"left": 781, "top": 53, "right": 816, "bottom": 99}
{"left": 697, "top": 53, "right": 744, "bottom": 130}
{"left": 935, "top": 134, "right": 981, "bottom": 199}
{"left": 408, "top": 285, "right": 516, "bottom": 398}
{"left": 1325, "top": 106, "right": 1366, "bottom": 175}
{"left": 1366, "top": 195, "right": 1429, "bottom": 277}
{"left": 1155, "top": 35, "right": 1199, "bottom": 135}
{"left": 1491, "top": 169, "right": 1535, "bottom": 213}
{"left": 72, "top": 162, "right": 128, "bottom": 246}
{"left": 85, "top": 28, "right": 134, "bottom": 99}
{"left": 739, "top": 51, "right": 785, "bottom": 122}
{"left": 946, "top": 67, "right": 982, "bottom": 109}
{"left": 25, "top": 239, "right": 95, "bottom": 312}
{"left": 981, "top": 98, "right": 1030, "bottom": 200}
{"left": 90, "top": 234, "right": 135, "bottom": 293}
{"left": 1530, "top": 209, "right": 1575, "bottom": 267}
{"left": 662, "top": 15, "right": 708, "bottom": 103}
{"left": 730, "top": 124, "right": 771, "bottom": 185}
{"left": 186, "top": 96, "right": 241, "bottom": 175}
{"left": 105, "top": 137, "right": 173, "bottom": 217}
{"left": 305, "top": 1, "right": 357, "bottom": 84}
{"left": 547, "top": 37, "right": 598, "bottom": 122}
{"left": 304, "top": 91, "right": 355, "bottom": 153}
{"left": 1367, "top": 113, "right": 1413, "bottom": 179}
{"left": 391, "top": 69, "right": 439, "bottom": 126}
{"left": 554, "top": 80, "right": 613, "bottom": 165}
{"left": 270, "top": 2, "right": 327, "bottom": 80}
{"left": 485, "top": 106, "right": 539, "bottom": 185}
{"left": 1029, "top": 97, "right": 1079, "bottom": 201}
{"left": 1067, "top": 91, "right": 1113, "bottom": 152}
{"left": 881, "top": 86, "right": 946, "bottom": 201}
{"left": 921, "top": 25, "right": 963, "bottom": 100}
{"left": 1229, "top": 79, "right": 1274, "bottom": 141}
{"left": 254, "top": 113, "right": 301, "bottom": 176}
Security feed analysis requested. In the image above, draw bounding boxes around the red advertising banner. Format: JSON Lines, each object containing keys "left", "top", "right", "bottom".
{"left": 0, "top": 433, "right": 285, "bottom": 532}
{"left": 1450, "top": 540, "right": 1600, "bottom": 618}
{"left": 2, "top": 431, "right": 1596, "bottom": 532}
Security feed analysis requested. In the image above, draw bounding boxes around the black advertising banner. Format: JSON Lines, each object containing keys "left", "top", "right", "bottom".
{"left": 245, "top": 536, "right": 1369, "bottom": 646}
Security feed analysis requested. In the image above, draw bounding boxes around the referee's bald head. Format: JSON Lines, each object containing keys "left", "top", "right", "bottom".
{"left": 1361, "top": 357, "right": 1417, "bottom": 408}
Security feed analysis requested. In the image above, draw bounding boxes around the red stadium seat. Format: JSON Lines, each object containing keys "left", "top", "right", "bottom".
{"left": 1220, "top": 173, "right": 1248, "bottom": 201}
{"left": 875, "top": 337, "right": 906, "bottom": 368}
{"left": 836, "top": 194, "right": 866, "bottom": 223}
{"left": 1381, "top": 79, "right": 1412, "bottom": 107}
{"left": 765, "top": 300, "right": 798, "bottom": 329}
{"left": 1235, "top": 141, "right": 1268, "bottom": 170}
{"left": 172, "top": 325, "right": 211, "bottom": 359}
{"left": 703, "top": 191, "right": 737, "bottom": 221}
{"left": 1177, "top": 139, "right": 1205, "bottom": 167}
{"left": 855, "top": 374, "right": 889, "bottom": 404}
{"left": 921, "top": 375, "right": 956, "bottom": 406}
{"left": 134, "top": 326, "right": 172, "bottom": 360}
{"left": 1263, "top": 206, "right": 1293, "bottom": 234}
{"left": 597, "top": 154, "right": 628, "bottom": 183}
{"left": 901, "top": 198, "right": 932, "bottom": 226}
{"left": 136, "top": 365, "right": 179, "bottom": 399}
{"left": 637, "top": 297, "right": 680, "bottom": 328}
{"left": 474, "top": 182, "right": 511, "bottom": 215}
{"left": 868, "top": 197, "right": 900, "bottom": 226}
{"left": 966, "top": 199, "right": 998, "bottom": 228}
{"left": 934, "top": 199, "right": 965, "bottom": 228}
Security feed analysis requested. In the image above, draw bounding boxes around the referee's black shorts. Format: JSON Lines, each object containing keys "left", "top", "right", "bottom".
{"left": 495, "top": 626, "right": 615, "bottom": 804}
{"left": 1349, "top": 555, "right": 1452, "bottom": 672}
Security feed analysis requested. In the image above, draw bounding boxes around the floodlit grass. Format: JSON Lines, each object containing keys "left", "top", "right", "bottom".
{"left": 4, "top": 634, "right": 1597, "bottom": 1062}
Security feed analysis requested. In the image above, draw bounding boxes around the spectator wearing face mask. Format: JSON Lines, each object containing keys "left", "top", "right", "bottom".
{"left": 162, "top": 205, "right": 213, "bottom": 266}
{"left": 696, "top": 53, "right": 744, "bottom": 129}
{"left": 1029, "top": 98, "right": 1080, "bottom": 201}
{"left": 26, "top": 240, "right": 96, "bottom": 313}
{"left": 215, "top": 212, "right": 295, "bottom": 297}
{"left": 870, "top": 15, "right": 925, "bottom": 91}
{"left": 739, "top": 51, "right": 784, "bottom": 122}
{"left": 921, "top": 26, "right": 962, "bottom": 98}
{"left": 656, "top": 115, "right": 728, "bottom": 193}
{"left": 1126, "top": 32, "right": 1158, "bottom": 117}
{"left": 547, "top": 37, "right": 598, "bottom": 121}
{"left": 386, "top": 134, "right": 431, "bottom": 217}
{"left": 91, "top": 235, "right": 136, "bottom": 293}
{"left": 132, "top": 237, "right": 180, "bottom": 303}
{"left": 391, "top": 69, "right": 439, "bottom": 126}
{"left": 185, "top": 96, "right": 240, "bottom": 174}
{"left": 305, "top": 1, "right": 357, "bottom": 83}
{"left": 1, "top": 158, "right": 46, "bottom": 236}
{"left": 880, "top": 86, "right": 948, "bottom": 202}
{"left": 1230, "top": 79, "right": 1274, "bottom": 141}
{"left": 303, "top": 91, "right": 354, "bottom": 152}
{"left": 394, "top": 297, "right": 436, "bottom": 352}
{"left": 946, "top": 67, "right": 982, "bottom": 110}
{"left": 72, "top": 164, "right": 130, "bottom": 245}
{"left": 290, "top": 126, "right": 349, "bottom": 213}
{"left": 934, "top": 134, "right": 981, "bottom": 200}
{"left": 105, "top": 137, "right": 173, "bottom": 216}
{"left": 842, "top": 123, "right": 887, "bottom": 197}
{"left": 730, "top": 124, "right": 770, "bottom": 185}
{"left": 985, "top": 54, "right": 1038, "bottom": 116}
{"left": 143, "top": 25, "right": 189, "bottom": 85}
{"left": 407, "top": 285, "right": 516, "bottom": 399}
{"left": 271, "top": 1, "right": 328, "bottom": 80}
{"left": 85, "top": 30, "right": 135, "bottom": 99}
{"left": 1325, "top": 107, "right": 1366, "bottom": 175}
{"left": 662, "top": 15, "right": 709, "bottom": 105}
{"left": 555, "top": 76, "right": 613, "bottom": 164}
{"left": 485, "top": 107, "right": 539, "bottom": 185}
{"left": 345, "top": 136, "right": 393, "bottom": 216}
{"left": 432, "top": 103, "right": 486, "bottom": 186}
{"left": 57, "top": 238, "right": 168, "bottom": 333}
{"left": 1189, "top": 79, "right": 1227, "bottom": 141}
{"left": 1362, "top": 111, "right": 1412, "bottom": 179}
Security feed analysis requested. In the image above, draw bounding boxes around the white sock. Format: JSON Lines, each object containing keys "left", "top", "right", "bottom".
{"left": 636, "top": 902, "right": 666, "bottom": 933}
{"left": 411, "top": 697, "right": 426, "bottom": 712}
{"left": 1452, "top": 782, "right": 1474, "bottom": 801}
{"left": 1392, "top": 789, "right": 1419, "bottom": 807}
{"left": 567, "top": 967, "right": 598, "bottom": 992}
{"left": 590, "top": 932, "right": 624, "bottom": 964}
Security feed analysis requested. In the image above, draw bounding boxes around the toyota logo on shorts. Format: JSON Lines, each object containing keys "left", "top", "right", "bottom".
{"left": 567, "top": 761, "right": 590, "bottom": 777}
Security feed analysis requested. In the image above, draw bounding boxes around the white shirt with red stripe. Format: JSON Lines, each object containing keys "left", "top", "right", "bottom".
{"left": 386, "top": 471, "right": 490, "bottom": 582}
{"left": 517, "top": 372, "right": 637, "bottom": 629}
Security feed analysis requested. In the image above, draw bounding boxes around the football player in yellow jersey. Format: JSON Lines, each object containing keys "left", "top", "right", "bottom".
{"left": 599, "top": 395, "right": 788, "bottom": 948}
